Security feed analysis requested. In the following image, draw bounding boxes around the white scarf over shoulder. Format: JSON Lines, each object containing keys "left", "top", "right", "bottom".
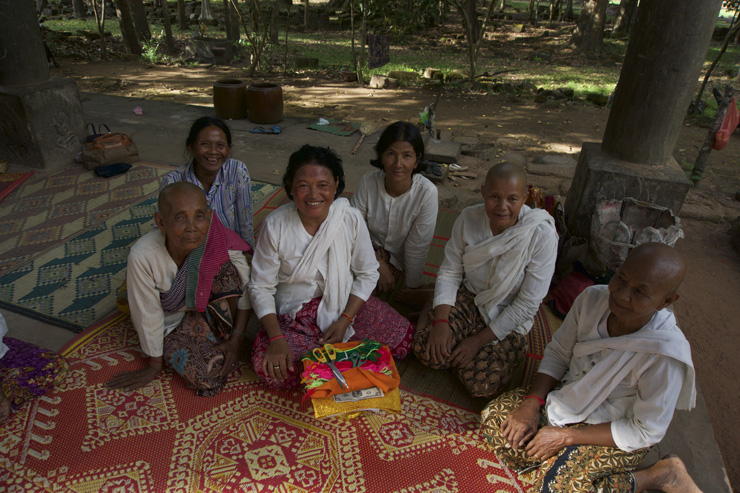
{"left": 462, "top": 207, "right": 555, "bottom": 325}
{"left": 285, "top": 198, "right": 355, "bottom": 340}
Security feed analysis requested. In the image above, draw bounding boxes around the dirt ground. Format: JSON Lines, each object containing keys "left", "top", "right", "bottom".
{"left": 54, "top": 59, "right": 740, "bottom": 487}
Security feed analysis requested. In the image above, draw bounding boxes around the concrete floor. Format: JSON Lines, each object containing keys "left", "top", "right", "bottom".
{"left": 2, "top": 92, "right": 732, "bottom": 492}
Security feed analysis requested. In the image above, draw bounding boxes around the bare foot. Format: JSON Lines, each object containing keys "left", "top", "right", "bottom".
{"left": 634, "top": 455, "right": 702, "bottom": 493}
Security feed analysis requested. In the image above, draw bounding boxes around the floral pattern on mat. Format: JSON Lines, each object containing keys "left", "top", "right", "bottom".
{"left": 0, "top": 313, "right": 535, "bottom": 492}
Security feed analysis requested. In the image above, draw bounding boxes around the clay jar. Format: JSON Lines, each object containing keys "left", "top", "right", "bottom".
{"left": 213, "top": 79, "right": 247, "bottom": 120}
{"left": 246, "top": 83, "right": 284, "bottom": 124}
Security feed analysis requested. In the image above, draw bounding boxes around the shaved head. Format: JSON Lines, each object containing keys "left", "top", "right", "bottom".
{"left": 158, "top": 182, "right": 207, "bottom": 217}
{"left": 484, "top": 162, "right": 528, "bottom": 195}
{"left": 624, "top": 242, "right": 687, "bottom": 294}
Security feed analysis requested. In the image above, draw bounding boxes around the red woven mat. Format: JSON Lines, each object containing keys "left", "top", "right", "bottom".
{"left": 0, "top": 313, "right": 534, "bottom": 492}
{"left": 0, "top": 171, "right": 34, "bottom": 204}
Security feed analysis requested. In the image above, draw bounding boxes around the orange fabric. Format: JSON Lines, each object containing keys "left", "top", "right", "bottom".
{"left": 302, "top": 341, "right": 401, "bottom": 400}
{"left": 713, "top": 97, "right": 739, "bottom": 150}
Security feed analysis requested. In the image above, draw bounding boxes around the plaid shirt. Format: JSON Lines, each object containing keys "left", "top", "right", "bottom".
{"left": 161, "top": 158, "right": 253, "bottom": 247}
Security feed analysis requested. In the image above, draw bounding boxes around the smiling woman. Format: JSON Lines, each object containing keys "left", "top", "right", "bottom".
{"left": 160, "top": 116, "right": 254, "bottom": 247}
{"left": 248, "top": 145, "right": 416, "bottom": 389}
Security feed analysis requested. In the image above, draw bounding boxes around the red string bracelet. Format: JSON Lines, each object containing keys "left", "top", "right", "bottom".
{"left": 269, "top": 334, "right": 286, "bottom": 343}
{"left": 524, "top": 395, "right": 546, "bottom": 406}
{"left": 432, "top": 319, "right": 449, "bottom": 325}
{"left": 341, "top": 312, "right": 354, "bottom": 324}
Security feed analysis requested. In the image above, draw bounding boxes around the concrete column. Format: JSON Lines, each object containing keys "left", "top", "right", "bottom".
{"left": 0, "top": 0, "right": 86, "bottom": 169}
{"left": 0, "top": 0, "right": 50, "bottom": 87}
{"left": 565, "top": 0, "right": 723, "bottom": 238}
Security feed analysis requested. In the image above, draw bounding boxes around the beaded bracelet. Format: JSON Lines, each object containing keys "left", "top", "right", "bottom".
{"left": 341, "top": 312, "right": 354, "bottom": 324}
{"left": 524, "top": 395, "right": 546, "bottom": 406}
{"left": 269, "top": 334, "right": 286, "bottom": 343}
{"left": 432, "top": 319, "right": 449, "bottom": 325}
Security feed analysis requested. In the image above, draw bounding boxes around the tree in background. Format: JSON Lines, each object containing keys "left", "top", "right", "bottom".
{"left": 571, "top": 0, "right": 608, "bottom": 53}
{"left": 613, "top": 0, "right": 638, "bottom": 33}
{"left": 160, "top": 0, "right": 176, "bottom": 52}
{"left": 115, "top": 0, "right": 143, "bottom": 54}
{"left": 129, "top": 0, "right": 152, "bottom": 42}
{"left": 72, "top": 0, "right": 86, "bottom": 18}
{"left": 448, "top": 0, "right": 498, "bottom": 83}
{"left": 177, "top": 0, "right": 188, "bottom": 30}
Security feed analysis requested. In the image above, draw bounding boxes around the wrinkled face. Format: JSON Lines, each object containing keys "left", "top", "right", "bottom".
{"left": 155, "top": 190, "right": 211, "bottom": 258}
{"left": 290, "top": 163, "right": 337, "bottom": 225}
{"left": 188, "top": 125, "right": 231, "bottom": 175}
{"left": 481, "top": 176, "right": 526, "bottom": 235}
{"left": 608, "top": 256, "right": 675, "bottom": 329}
{"left": 382, "top": 140, "right": 419, "bottom": 186}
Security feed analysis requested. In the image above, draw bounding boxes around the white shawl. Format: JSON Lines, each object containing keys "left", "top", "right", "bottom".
{"left": 286, "top": 198, "right": 355, "bottom": 340}
{"left": 462, "top": 207, "right": 555, "bottom": 323}
{"left": 547, "top": 307, "right": 696, "bottom": 427}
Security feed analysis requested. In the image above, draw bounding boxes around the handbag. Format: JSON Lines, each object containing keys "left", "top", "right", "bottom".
{"left": 85, "top": 123, "right": 111, "bottom": 143}
{"left": 80, "top": 131, "right": 139, "bottom": 170}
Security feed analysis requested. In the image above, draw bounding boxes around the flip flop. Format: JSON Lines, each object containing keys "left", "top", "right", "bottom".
{"left": 250, "top": 125, "right": 281, "bottom": 134}
{"left": 421, "top": 160, "right": 443, "bottom": 176}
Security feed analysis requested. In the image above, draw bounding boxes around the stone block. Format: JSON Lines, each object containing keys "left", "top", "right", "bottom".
{"left": 387, "top": 70, "right": 418, "bottom": 81}
{"left": 0, "top": 78, "right": 86, "bottom": 169}
{"left": 425, "top": 139, "right": 461, "bottom": 164}
{"left": 526, "top": 162, "right": 575, "bottom": 179}
{"left": 564, "top": 142, "right": 691, "bottom": 238}
{"left": 186, "top": 38, "right": 235, "bottom": 62}
{"left": 368, "top": 75, "right": 398, "bottom": 89}
{"left": 461, "top": 143, "right": 495, "bottom": 161}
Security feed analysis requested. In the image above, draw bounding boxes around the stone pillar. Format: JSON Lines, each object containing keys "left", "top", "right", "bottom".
{"left": 0, "top": 0, "right": 86, "bottom": 169}
{"left": 565, "top": 0, "right": 723, "bottom": 238}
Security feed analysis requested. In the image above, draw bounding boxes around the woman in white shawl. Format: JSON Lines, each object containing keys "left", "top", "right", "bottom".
{"left": 249, "top": 145, "right": 415, "bottom": 388}
{"left": 413, "top": 163, "right": 558, "bottom": 399}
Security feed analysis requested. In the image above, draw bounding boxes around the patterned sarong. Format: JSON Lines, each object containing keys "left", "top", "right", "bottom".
{"left": 252, "top": 296, "right": 414, "bottom": 389}
{"left": 480, "top": 388, "right": 647, "bottom": 492}
{"left": 0, "top": 338, "right": 69, "bottom": 411}
{"left": 412, "top": 285, "right": 528, "bottom": 398}
{"left": 163, "top": 260, "right": 242, "bottom": 396}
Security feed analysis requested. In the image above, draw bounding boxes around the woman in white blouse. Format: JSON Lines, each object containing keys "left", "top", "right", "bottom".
{"left": 350, "top": 122, "right": 438, "bottom": 307}
{"left": 249, "top": 145, "right": 415, "bottom": 389}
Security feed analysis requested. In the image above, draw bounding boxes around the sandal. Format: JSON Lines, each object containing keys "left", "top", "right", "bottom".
{"left": 250, "top": 125, "right": 281, "bottom": 134}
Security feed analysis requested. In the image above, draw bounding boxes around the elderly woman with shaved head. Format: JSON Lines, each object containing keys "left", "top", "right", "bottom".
{"left": 481, "top": 243, "right": 700, "bottom": 493}
{"left": 106, "top": 182, "right": 252, "bottom": 396}
{"left": 413, "top": 162, "right": 558, "bottom": 399}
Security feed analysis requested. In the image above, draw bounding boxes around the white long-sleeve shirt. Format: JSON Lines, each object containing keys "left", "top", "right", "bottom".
{"left": 539, "top": 285, "right": 696, "bottom": 452}
{"left": 126, "top": 229, "right": 251, "bottom": 357}
{"left": 350, "top": 170, "right": 438, "bottom": 288}
{"left": 433, "top": 204, "right": 558, "bottom": 341}
{"left": 249, "top": 201, "right": 379, "bottom": 324}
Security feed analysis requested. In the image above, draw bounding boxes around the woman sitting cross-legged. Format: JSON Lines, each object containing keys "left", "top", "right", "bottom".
{"left": 413, "top": 162, "right": 558, "bottom": 399}
{"left": 249, "top": 145, "right": 415, "bottom": 389}
{"left": 350, "top": 121, "right": 438, "bottom": 307}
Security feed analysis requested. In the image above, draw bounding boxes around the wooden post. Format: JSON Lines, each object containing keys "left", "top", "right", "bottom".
{"left": 692, "top": 85, "right": 735, "bottom": 185}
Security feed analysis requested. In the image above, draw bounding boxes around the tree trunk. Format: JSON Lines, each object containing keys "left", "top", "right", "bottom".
{"left": 72, "top": 0, "right": 86, "bottom": 18}
{"left": 692, "top": 85, "right": 734, "bottom": 185}
{"left": 613, "top": 0, "right": 637, "bottom": 33}
{"left": 548, "top": 0, "right": 556, "bottom": 21}
{"left": 223, "top": 0, "right": 234, "bottom": 39}
{"left": 561, "top": 0, "right": 574, "bottom": 20}
{"left": 498, "top": 0, "right": 505, "bottom": 12}
{"left": 160, "top": 0, "right": 176, "bottom": 53}
{"left": 129, "top": 0, "right": 151, "bottom": 42}
{"left": 528, "top": 0, "right": 535, "bottom": 20}
{"left": 464, "top": 0, "right": 478, "bottom": 44}
{"left": 200, "top": 0, "right": 214, "bottom": 19}
{"left": 91, "top": 0, "right": 107, "bottom": 60}
{"left": 177, "top": 0, "right": 188, "bottom": 29}
{"left": 270, "top": 0, "right": 280, "bottom": 45}
{"left": 304, "top": 0, "right": 309, "bottom": 29}
{"left": 115, "top": 0, "right": 142, "bottom": 55}
{"left": 570, "top": 0, "right": 608, "bottom": 53}
{"left": 230, "top": 0, "right": 240, "bottom": 40}
{"left": 36, "top": 0, "right": 49, "bottom": 13}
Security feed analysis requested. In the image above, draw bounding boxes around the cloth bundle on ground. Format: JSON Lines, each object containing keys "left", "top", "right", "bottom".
{"left": 80, "top": 126, "right": 139, "bottom": 170}
{"left": 301, "top": 340, "right": 401, "bottom": 418}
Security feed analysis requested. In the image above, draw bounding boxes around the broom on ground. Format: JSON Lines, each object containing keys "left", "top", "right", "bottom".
{"left": 351, "top": 121, "right": 381, "bottom": 155}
